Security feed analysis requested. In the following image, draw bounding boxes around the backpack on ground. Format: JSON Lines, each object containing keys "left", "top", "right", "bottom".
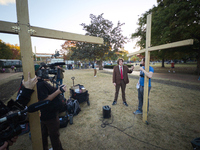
{"left": 66, "top": 99, "right": 81, "bottom": 116}
{"left": 59, "top": 115, "right": 69, "bottom": 128}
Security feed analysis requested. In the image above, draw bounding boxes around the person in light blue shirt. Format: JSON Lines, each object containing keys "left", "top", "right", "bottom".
{"left": 134, "top": 57, "right": 154, "bottom": 115}
{"left": 94, "top": 61, "right": 97, "bottom": 77}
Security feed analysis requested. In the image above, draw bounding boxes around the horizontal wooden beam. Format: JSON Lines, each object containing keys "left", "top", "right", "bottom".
{"left": 0, "top": 21, "right": 19, "bottom": 35}
{"left": 148, "top": 39, "right": 193, "bottom": 52}
{"left": 31, "top": 26, "right": 103, "bottom": 44}
{"left": 0, "top": 21, "right": 104, "bottom": 44}
{"left": 127, "top": 49, "right": 145, "bottom": 57}
{"left": 127, "top": 39, "right": 194, "bottom": 57}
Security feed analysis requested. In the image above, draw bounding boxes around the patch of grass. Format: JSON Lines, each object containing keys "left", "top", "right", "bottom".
{"left": 9, "top": 69, "right": 200, "bottom": 150}
{"left": 132, "top": 62, "right": 197, "bottom": 74}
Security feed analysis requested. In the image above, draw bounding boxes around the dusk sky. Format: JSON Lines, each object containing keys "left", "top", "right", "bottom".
{"left": 0, "top": 0, "right": 157, "bottom": 54}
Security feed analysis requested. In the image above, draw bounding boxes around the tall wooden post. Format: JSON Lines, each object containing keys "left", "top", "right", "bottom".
{"left": 0, "top": 0, "right": 103, "bottom": 148}
{"left": 127, "top": 14, "right": 193, "bottom": 124}
{"left": 16, "top": 0, "right": 43, "bottom": 149}
{"left": 143, "top": 14, "right": 151, "bottom": 123}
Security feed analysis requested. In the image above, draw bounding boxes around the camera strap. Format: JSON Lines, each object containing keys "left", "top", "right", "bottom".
{"left": 60, "top": 85, "right": 65, "bottom": 93}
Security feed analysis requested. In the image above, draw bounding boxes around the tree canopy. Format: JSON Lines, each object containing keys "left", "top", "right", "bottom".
{"left": 69, "top": 13, "right": 128, "bottom": 69}
{"left": 131, "top": 0, "right": 200, "bottom": 73}
{"left": 0, "top": 40, "right": 21, "bottom": 59}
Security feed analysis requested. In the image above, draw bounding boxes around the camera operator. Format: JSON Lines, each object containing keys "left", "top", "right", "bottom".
{"left": 37, "top": 73, "right": 66, "bottom": 150}
{"left": 55, "top": 65, "right": 65, "bottom": 89}
{"left": 0, "top": 72, "right": 38, "bottom": 150}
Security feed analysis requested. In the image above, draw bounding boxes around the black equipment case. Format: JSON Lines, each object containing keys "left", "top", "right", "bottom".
{"left": 70, "top": 77, "right": 90, "bottom": 106}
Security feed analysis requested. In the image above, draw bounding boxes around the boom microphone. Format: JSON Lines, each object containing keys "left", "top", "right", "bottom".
{"left": 27, "top": 100, "right": 50, "bottom": 113}
{"left": 0, "top": 100, "right": 50, "bottom": 123}
{"left": 52, "top": 62, "right": 65, "bottom": 66}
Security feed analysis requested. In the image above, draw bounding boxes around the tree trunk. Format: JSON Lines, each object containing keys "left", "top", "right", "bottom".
{"left": 161, "top": 58, "right": 165, "bottom": 67}
{"left": 183, "top": 58, "right": 187, "bottom": 63}
{"left": 99, "top": 58, "right": 103, "bottom": 70}
{"left": 196, "top": 49, "right": 200, "bottom": 75}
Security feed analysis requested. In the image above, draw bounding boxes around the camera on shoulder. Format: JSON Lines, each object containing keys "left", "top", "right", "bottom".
{"left": 36, "top": 62, "right": 65, "bottom": 80}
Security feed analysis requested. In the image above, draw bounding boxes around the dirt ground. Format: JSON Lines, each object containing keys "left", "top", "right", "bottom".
{"left": 0, "top": 72, "right": 23, "bottom": 102}
{"left": 1, "top": 68, "right": 200, "bottom": 150}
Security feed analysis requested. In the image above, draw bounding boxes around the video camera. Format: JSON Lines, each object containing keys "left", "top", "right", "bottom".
{"left": 0, "top": 100, "right": 50, "bottom": 147}
{"left": 36, "top": 62, "right": 65, "bottom": 80}
{"left": 139, "top": 64, "right": 144, "bottom": 77}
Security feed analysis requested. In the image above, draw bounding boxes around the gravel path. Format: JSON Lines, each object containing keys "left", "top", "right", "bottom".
{"left": 101, "top": 71, "right": 200, "bottom": 91}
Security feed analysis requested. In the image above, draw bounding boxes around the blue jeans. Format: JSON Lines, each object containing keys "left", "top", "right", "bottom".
{"left": 56, "top": 79, "right": 63, "bottom": 88}
{"left": 138, "top": 85, "right": 151, "bottom": 112}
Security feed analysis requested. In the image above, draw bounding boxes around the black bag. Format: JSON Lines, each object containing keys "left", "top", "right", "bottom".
{"left": 73, "top": 100, "right": 81, "bottom": 115}
{"left": 191, "top": 137, "right": 200, "bottom": 150}
{"left": 66, "top": 99, "right": 81, "bottom": 116}
{"left": 20, "top": 123, "right": 30, "bottom": 135}
{"left": 70, "top": 84, "right": 90, "bottom": 105}
{"left": 58, "top": 97, "right": 67, "bottom": 113}
{"left": 0, "top": 101, "right": 9, "bottom": 117}
{"left": 92, "top": 63, "right": 94, "bottom": 68}
{"left": 59, "top": 115, "right": 69, "bottom": 128}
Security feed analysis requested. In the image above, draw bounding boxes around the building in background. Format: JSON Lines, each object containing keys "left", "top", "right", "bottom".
{"left": 35, "top": 53, "right": 63, "bottom": 64}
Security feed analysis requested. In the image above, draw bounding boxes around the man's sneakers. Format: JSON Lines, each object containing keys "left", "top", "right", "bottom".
{"left": 112, "top": 101, "right": 128, "bottom": 106}
{"left": 112, "top": 101, "right": 117, "bottom": 105}
{"left": 123, "top": 101, "right": 128, "bottom": 107}
{"left": 133, "top": 109, "right": 142, "bottom": 114}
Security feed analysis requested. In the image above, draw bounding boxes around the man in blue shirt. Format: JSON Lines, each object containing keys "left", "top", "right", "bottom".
{"left": 134, "top": 57, "right": 154, "bottom": 114}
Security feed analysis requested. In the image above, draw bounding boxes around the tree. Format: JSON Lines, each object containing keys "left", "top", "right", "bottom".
{"left": 60, "top": 41, "right": 76, "bottom": 61}
{"left": 70, "top": 13, "right": 128, "bottom": 70}
{"left": 0, "top": 40, "right": 13, "bottom": 59}
{"left": 4, "top": 42, "right": 21, "bottom": 59}
{"left": 6, "top": 43, "right": 21, "bottom": 59}
{"left": 117, "top": 48, "right": 129, "bottom": 61}
{"left": 130, "top": 55, "right": 140, "bottom": 62}
{"left": 132, "top": 0, "right": 200, "bottom": 73}
{"left": 0, "top": 40, "right": 21, "bottom": 59}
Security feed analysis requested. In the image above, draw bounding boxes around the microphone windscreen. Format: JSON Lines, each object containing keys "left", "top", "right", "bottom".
{"left": 54, "top": 62, "right": 65, "bottom": 66}
{"left": 27, "top": 100, "right": 50, "bottom": 113}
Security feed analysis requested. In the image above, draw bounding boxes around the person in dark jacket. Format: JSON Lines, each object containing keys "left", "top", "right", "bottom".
{"left": 55, "top": 65, "right": 65, "bottom": 88}
{"left": 37, "top": 74, "right": 66, "bottom": 150}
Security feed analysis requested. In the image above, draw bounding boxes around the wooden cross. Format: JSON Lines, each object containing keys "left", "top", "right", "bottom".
{"left": 127, "top": 14, "right": 193, "bottom": 124}
{"left": 0, "top": 0, "right": 103, "bottom": 149}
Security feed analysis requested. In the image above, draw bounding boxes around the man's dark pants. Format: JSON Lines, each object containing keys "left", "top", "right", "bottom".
{"left": 138, "top": 85, "right": 151, "bottom": 111}
{"left": 114, "top": 79, "right": 126, "bottom": 102}
{"left": 41, "top": 116, "right": 63, "bottom": 150}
